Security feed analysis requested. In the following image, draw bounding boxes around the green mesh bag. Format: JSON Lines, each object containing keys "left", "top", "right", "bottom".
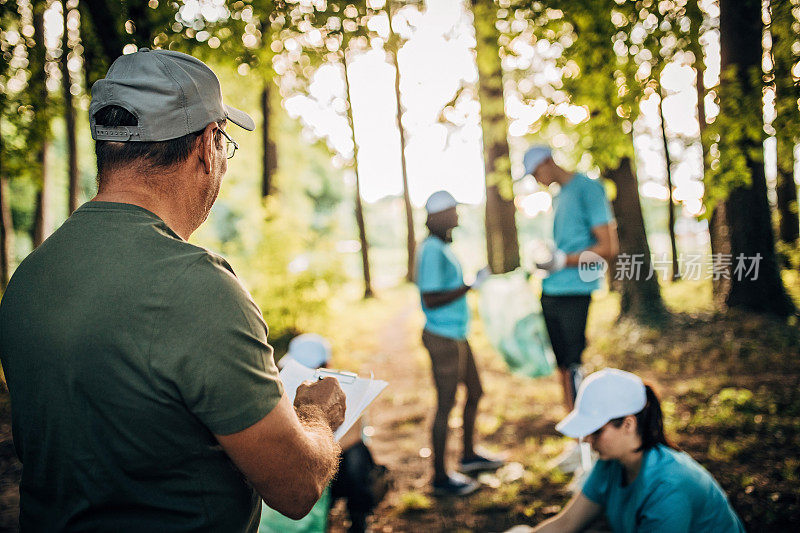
{"left": 478, "top": 269, "right": 556, "bottom": 378}
{"left": 259, "top": 486, "right": 330, "bottom": 533}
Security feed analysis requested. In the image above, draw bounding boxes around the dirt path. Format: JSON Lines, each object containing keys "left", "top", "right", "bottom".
{"left": 0, "top": 391, "right": 20, "bottom": 532}
{"left": 327, "top": 291, "right": 571, "bottom": 532}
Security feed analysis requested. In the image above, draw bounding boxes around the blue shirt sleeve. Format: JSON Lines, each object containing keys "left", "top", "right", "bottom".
{"left": 583, "top": 178, "right": 614, "bottom": 229}
{"left": 636, "top": 483, "right": 693, "bottom": 532}
{"left": 416, "top": 240, "right": 446, "bottom": 293}
{"left": 581, "top": 460, "right": 612, "bottom": 506}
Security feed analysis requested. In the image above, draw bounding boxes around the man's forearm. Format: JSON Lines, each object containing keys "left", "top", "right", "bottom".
{"left": 294, "top": 404, "right": 342, "bottom": 494}
{"left": 565, "top": 243, "right": 616, "bottom": 267}
{"left": 422, "top": 285, "right": 470, "bottom": 308}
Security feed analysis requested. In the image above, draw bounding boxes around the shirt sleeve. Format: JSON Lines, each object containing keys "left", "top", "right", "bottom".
{"left": 151, "top": 253, "right": 284, "bottom": 436}
{"left": 583, "top": 178, "right": 614, "bottom": 229}
{"left": 636, "top": 484, "right": 694, "bottom": 532}
{"left": 416, "top": 240, "right": 447, "bottom": 293}
{"left": 581, "top": 459, "right": 611, "bottom": 506}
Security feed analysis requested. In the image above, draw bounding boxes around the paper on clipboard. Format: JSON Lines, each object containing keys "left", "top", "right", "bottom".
{"left": 279, "top": 359, "right": 388, "bottom": 440}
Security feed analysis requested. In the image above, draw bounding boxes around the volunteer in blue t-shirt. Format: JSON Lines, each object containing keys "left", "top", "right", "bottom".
{"left": 414, "top": 191, "right": 502, "bottom": 496}
{"left": 522, "top": 146, "right": 619, "bottom": 412}
{"left": 533, "top": 369, "right": 746, "bottom": 533}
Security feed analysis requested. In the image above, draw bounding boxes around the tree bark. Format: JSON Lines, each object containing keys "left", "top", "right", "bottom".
{"left": 688, "top": 0, "right": 708, "bottom": 177}
{"left": 342, "top": 51, "right": 373, "bottom": 298}
{"left": 775, "top": 159, "right": 799, "bottom": 245}
{"left": 0, "top": 174, "right": 13, "bottom": 290}
{"left": 658, "top": 88, "right": 680, "bottom": 281}
{"left": 31, "top": 1, "right": 50, "bottom": 248}
{"left": 471, "top": 0, "right": 519, "bottom": 273}
{"left": 261, "top": 83, "right": 277, "bottom": 198}
{"left": 771, "top": 0, "right": 799, "bottom": 245}
{"left": 79, "top": 0, "right": 125, "bottom": 63}
{"left": 62, "top": 1, "right": 80, "bottom": 214}
{"left": 605, "top": 157, "right": 668, "bottom": 322}
{"left": 78, "top": 0, "right": 125, "bottom": 87}
{"left": 386, "top": 3, "right": 416, "bottom": 283}
{"left": 713, "top": 0, "right": 794, "bottom": 316}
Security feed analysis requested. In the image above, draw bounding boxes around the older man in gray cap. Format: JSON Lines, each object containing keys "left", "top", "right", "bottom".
{"left": 0, "top": 49, "right": 345, "bottom": 531}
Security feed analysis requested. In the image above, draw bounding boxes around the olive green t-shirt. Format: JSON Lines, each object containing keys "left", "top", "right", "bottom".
{"left": 0, "top": 201, "right": 284, "bottom": 532}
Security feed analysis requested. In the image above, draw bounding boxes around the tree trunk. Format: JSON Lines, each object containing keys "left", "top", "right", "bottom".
{"left": 688, "top": 0, "right": 708, "bottom": 177}
{"left": 708, "top": 203, "right": 732, "bottom": 310}
{"left": 775, "top": 160, "right": 799, "bottom": 245}
{"left": 606, "top": 157, "right": 668, "bottom": 322}
{"left": 79, "top": 0, "right": 125, "bottom": 87}
{"left": 342, "top": 51, "right": 373, "bottom": 298}
{"left": 712, "top": 0, "right": 794, "bottom": 316}
{"left": 126, "top": 0, "right": 156, "bottom": 49}
{"left": 261, "top": 83, "right": 277, "bottom": 198}
{"left": 386, "top": 3, "right": 416, "bottom": 283}
{"left": 771, "top": 0, "right": 799, "bottom": 245}
{"left": 62, "top": 1, "right": 80, "bottom": 214}
{"left": 0, "top": 175, "right": 13, "bottom": 290}
{"left": 658, "top": 88, "right": 680, "bottom": 281}
{"left": 471, "top": 0, "right": 519, "bottom": 274}
{"left": 31, "top": 1, "right": 50, "bottom": 247}
{"left": 79, "top": 0, "right": 125, "bottom": 63}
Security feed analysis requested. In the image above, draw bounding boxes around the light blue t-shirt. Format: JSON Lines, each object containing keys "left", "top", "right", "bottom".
{"left": 582, "top": 444, "right": 745, "bottom": 533}
{"left": 542, "top": 173, "right": 614, "bottom": 296}
{"left": 414, "top": 235, "right": 469, "bottom": 340}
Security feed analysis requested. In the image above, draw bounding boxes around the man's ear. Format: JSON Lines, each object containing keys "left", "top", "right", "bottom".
{"left": 198, "top": 122, "right": 217, "bottom": 174}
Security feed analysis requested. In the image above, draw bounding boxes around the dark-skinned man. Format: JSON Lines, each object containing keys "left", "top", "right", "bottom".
{"left": 414, "top": 190, "right": 502, "bottom": 496}
{"left": 0, "top": 49, "right": 345, "bottom": 531}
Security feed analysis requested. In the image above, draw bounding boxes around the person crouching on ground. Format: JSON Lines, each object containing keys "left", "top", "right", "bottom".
{"left": 533, "top": 369, "right": 745, "bottom": 533}
{"left": 272, "top": 334, "right": 388, "bottom": 533}
{"left": 414, "top": 190, "right": 500, "bottom": 496}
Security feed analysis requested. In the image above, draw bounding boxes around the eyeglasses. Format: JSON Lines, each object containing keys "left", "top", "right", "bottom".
{"left": 217, "top": 128, "right": 238, "bottom": 159}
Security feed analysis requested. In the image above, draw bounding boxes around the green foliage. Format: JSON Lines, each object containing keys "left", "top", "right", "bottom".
{"left": 1, "top": 0, "right": 39, "bottom": 239}
{"left": 504, "top": 0, "right": 699, "bottom": 173}
{"left": 1, "top": 1, "right": 35, "bottom": 178}
{"left": 770, "top": 0, "right": 800, "bottom": 170}
{"left": 397, "top": 491, "right": 433, "bottom": 513}
{"left": 233, "top": 205, "right": 347, "bottom": 351}
{"left": 687, "top": 387, "right": 757, "bottom": 430}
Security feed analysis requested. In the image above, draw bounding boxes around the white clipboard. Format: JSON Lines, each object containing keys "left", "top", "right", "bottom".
{"left": 279, "top": 359, "right": 388, "bottom": 440}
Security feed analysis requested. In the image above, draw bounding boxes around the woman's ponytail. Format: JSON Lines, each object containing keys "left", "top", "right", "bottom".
{"left": 635, "top": 383, "right": 675, "bottom": 451}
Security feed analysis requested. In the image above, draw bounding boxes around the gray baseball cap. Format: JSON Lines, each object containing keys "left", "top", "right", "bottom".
{"left": 89, "top": 48, "right": 255, "bottom": 142}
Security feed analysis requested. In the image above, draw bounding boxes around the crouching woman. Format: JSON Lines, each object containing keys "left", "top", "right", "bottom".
{"left": 534, "top": 368, "right": 745, "bottom": 533}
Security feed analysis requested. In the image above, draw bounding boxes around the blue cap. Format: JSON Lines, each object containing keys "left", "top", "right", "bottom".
{"left": 281, "top": 333, "right": 332, "bottom": 369}
{"left": 425, "top": 190, "right": 458, "bottom": 214}
{"left": 522, "top": 145, "right": 552, "bottom": 177}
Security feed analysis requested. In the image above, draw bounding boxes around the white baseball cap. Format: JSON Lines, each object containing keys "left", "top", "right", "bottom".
{"left": 555, "top": 368, "right": 647, "bottom": 438}
{"left": 522, "top": 145, "right": 552, "bottom": 177}
{"left": 278, "top": 333, "right": 332, "bottom": 370}
{"left": 425, "top": 190, "right": 458, "bottom": 214}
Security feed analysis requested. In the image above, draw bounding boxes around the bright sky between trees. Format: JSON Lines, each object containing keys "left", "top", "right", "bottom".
{"left": 283, "top": 0, "right": 730, "bottom": 221}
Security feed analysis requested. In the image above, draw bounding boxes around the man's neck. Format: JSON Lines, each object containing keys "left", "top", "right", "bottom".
{"left": 93, "top": 171, "right": 197, "bottom": 240}
{"left": 429, "top": 229, "right": 452, "bottom": 243}
{"left": 553, "top": 167, "right": 576, "bottom": 187}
